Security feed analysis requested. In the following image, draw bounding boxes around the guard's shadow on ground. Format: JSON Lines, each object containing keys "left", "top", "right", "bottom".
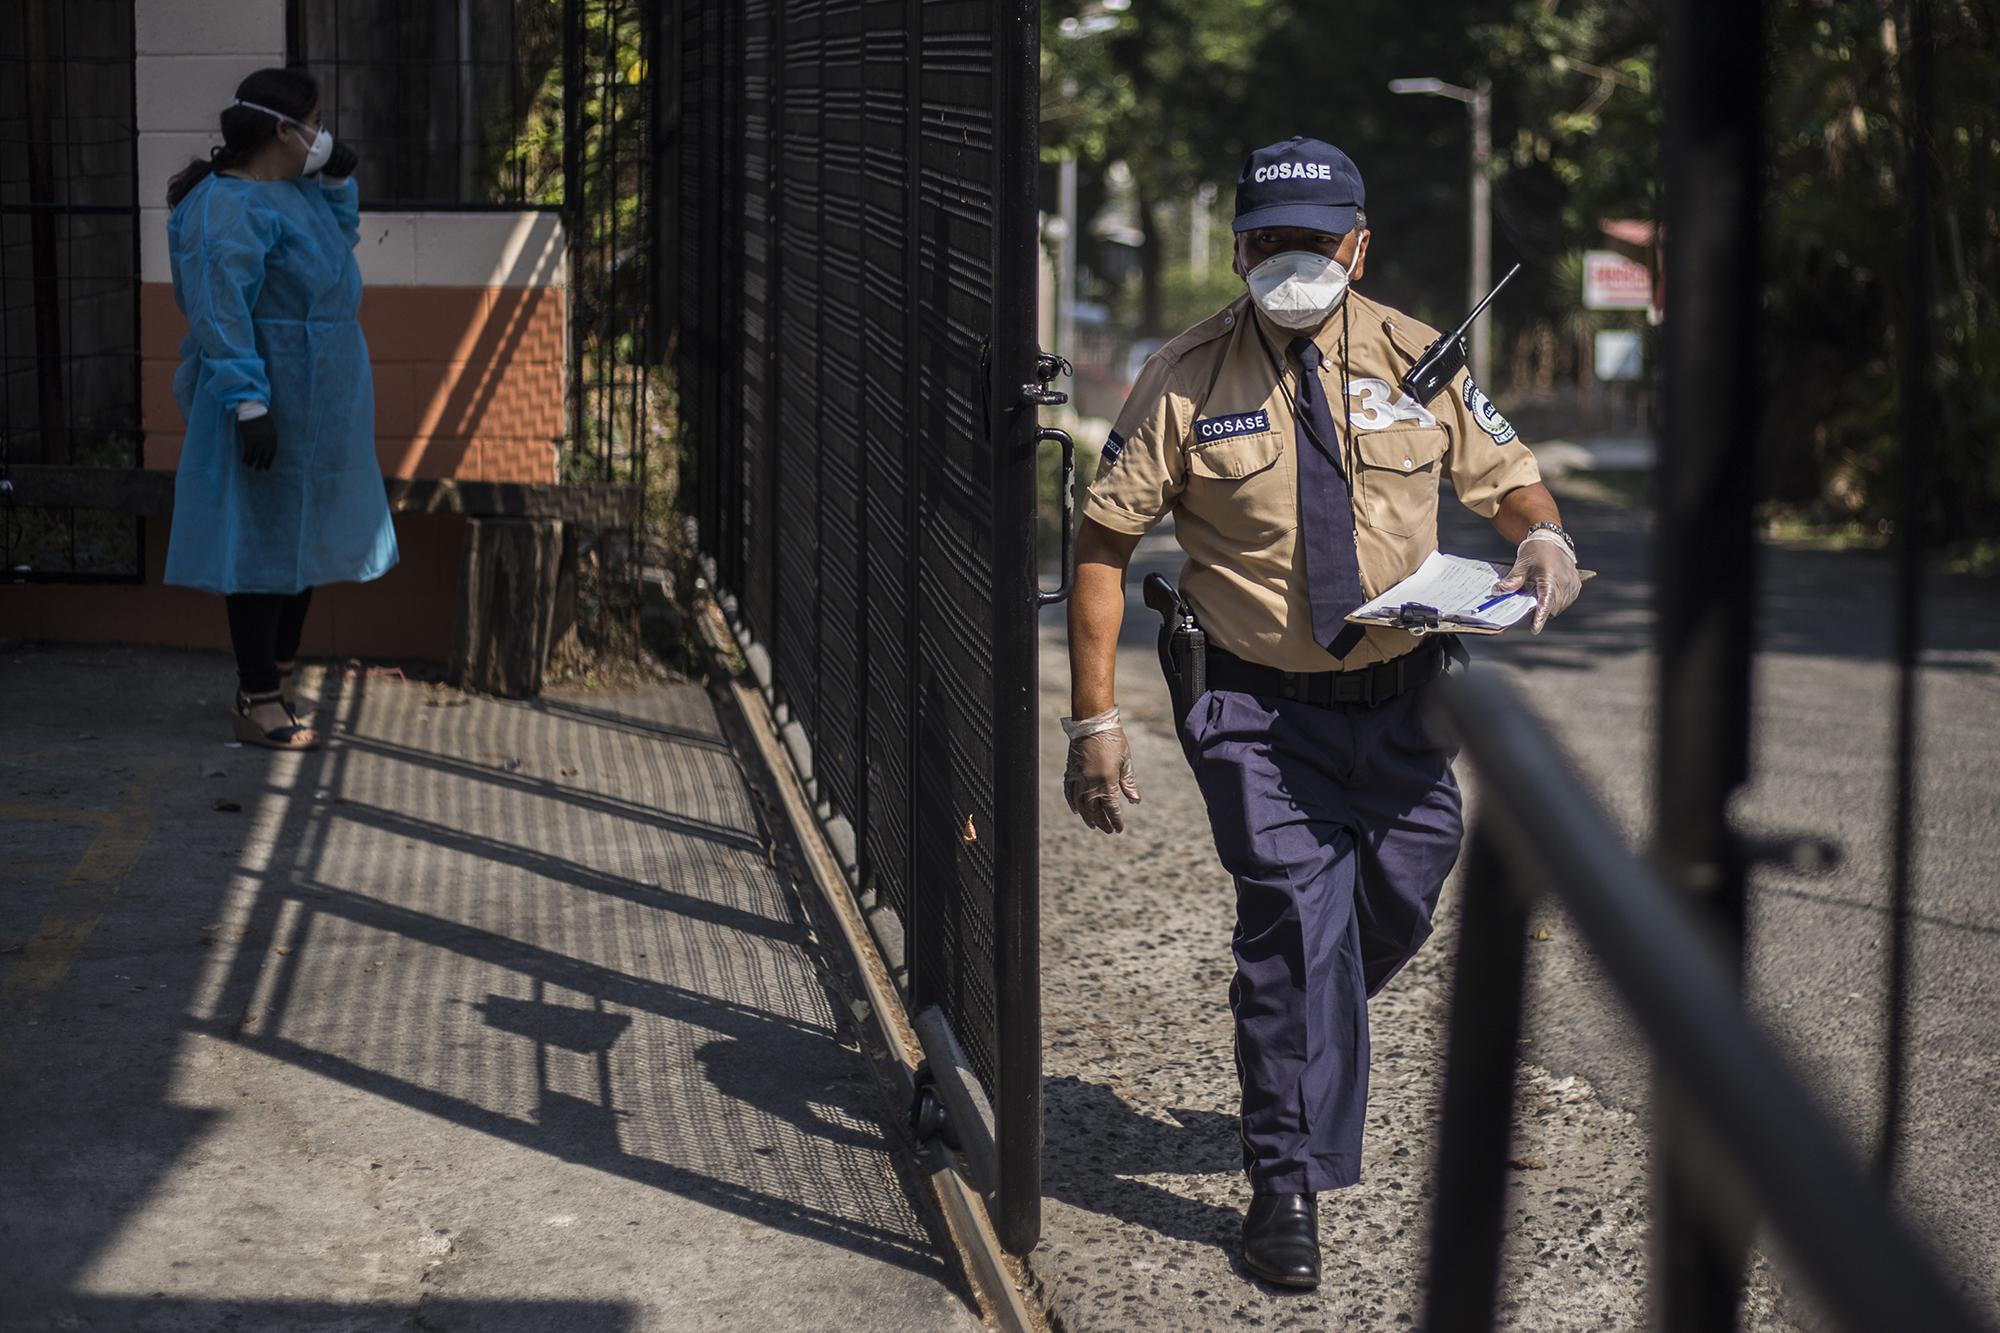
{"left": 1042, "top": 1074, "right": 1245, "bottom": 1252}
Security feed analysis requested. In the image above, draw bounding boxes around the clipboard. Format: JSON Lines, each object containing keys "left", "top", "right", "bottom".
{"left": 1343, "top": 550, "right": 1596, "bottom": 636}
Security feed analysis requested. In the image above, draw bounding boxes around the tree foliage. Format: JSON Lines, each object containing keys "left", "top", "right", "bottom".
{"left": 1042, "top": 0, "right": 1491, "bottom": 324}
{"left": 1761, "top": 0, "right": 1999, "bottom": 545}
{"left": 1041, "top": 0, "right": 1999, "bottom": 548}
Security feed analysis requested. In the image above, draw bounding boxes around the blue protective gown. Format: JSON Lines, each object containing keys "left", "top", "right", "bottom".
{"left": 164, "top": 174, "right": 398, "bottom": 594}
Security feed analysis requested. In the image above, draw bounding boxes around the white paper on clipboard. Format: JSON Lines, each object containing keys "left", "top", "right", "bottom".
{"left": 1345, "top": 551, "right": 1536, "bottom": 635}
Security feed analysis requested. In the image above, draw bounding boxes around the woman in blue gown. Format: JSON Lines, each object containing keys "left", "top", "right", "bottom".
{"left": 164, "top": 68, "right": 398, "bottom": 750}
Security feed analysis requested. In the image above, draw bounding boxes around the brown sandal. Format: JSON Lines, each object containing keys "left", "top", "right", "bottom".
{"left": 232, "top": 690, "right": 321, "bottom": 751}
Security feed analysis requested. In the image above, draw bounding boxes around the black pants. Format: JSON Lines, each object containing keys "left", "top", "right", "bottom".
{"left": 225, "top": 589, "right": 314, "bottom": 695}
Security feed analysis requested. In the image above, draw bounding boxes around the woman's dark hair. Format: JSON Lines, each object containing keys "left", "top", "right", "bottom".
{"left": 166, "top": 67, "right": 319, "bottom": 209}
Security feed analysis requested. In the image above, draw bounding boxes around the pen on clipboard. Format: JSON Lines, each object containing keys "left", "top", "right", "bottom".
{"left": 1474, "top": 589, "right": 1531, "bottom": 615}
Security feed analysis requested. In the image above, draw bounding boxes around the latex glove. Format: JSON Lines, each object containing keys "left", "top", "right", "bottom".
{"left": 1492, "top": 529, "right": 1579, "bottom": 633}
{"left": 1061, "top": 707, "right": 1141, "bottom": 834}
{"left": 238, "top": 412, "right": 278, "bottom": 471}
{"left": 322, "top": 141, "right": 359, "bottom": 179}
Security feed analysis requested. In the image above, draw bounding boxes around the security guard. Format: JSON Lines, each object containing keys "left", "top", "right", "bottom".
{"left": 1061, "top": 137, "right": 1580, "bottom": 1289}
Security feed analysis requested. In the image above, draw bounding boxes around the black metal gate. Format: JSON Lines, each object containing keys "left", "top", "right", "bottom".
{"left": 668, "top": 0, "right": 1049, "bottom": 1254}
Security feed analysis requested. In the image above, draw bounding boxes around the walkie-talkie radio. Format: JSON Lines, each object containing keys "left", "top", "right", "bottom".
{"left": 1398, "top": 262, "right": 1523, "bottom": 406}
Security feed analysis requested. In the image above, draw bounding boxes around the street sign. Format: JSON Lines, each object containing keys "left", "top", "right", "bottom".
{"left": 1594, "top": 329, "right": 1644, "bottom": 381}
{"left": 1583, "top": 249, "right": 1653, "bottom": 311}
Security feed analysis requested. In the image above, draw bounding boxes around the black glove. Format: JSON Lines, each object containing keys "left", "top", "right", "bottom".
{"left": 322, "top": 140, "right": 359, "bottom": 179}
{"left": 238, "top": 413, "right": 278, "bottom": 471}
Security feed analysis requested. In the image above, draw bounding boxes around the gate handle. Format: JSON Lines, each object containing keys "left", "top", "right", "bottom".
{"left": 1036, "top": 425, "right": 1075, "bottom": 607}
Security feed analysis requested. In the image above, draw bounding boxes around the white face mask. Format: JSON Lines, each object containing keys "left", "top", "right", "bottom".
{"left": 1245, "top": 249, "right": 1356, "bottom": 330}
{"left": 235, "top": 99, "right": 335, "bottom": 176}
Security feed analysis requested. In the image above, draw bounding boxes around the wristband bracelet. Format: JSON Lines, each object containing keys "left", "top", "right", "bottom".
{"left": 1524, "top": 520, "right": 1575, "bottom": 558}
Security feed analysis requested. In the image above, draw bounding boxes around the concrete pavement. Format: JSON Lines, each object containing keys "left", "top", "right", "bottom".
{"left": 1030, "top": 487, "right": 1998, "bottom": 1329}
{"left": 0, "top": 646, "right": 982, "bottom": 1331}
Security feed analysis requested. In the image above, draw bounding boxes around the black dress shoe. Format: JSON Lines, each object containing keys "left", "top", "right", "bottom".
{"left": 1241, "top": 1191, "right": 1320, "bottom": 1289}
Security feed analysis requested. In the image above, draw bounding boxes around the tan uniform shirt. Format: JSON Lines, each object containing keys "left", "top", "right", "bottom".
{"left": 1084, "top": 289, "right": 1543, "bottom": 671}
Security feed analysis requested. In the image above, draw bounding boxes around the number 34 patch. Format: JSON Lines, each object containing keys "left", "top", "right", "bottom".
{"left": 1344, "top": 378, "right": 1437, "bottom": 431}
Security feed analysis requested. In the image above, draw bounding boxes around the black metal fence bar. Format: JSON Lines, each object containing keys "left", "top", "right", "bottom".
{"left": 987, "top": 0, "right": 1044, "bottom": 1254}
{"left": 1880, "top": 0, "right": 1937, "bottom": 1187}
{"left": 1655, "top": 0, "right": 1765, "bottom": 1318}
{"left": 1419, "top": 826, "right": 1527, "bottom": 1333}
{"left": 671, "top": 0, "right": 1046, "bottom": 1253}
{"left": 1423, "top": 670, "right": 1989, "bottom": 1333}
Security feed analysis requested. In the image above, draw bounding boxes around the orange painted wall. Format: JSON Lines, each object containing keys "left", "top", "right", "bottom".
{"left": 3, "top": 283, "right": 565, "bottom": 663}
{"left": 137, "top": 283, "right": 564, "bottom": 483}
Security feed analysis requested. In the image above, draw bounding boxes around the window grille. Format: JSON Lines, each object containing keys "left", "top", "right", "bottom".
{"left": 0, "top": 0, "right": 142, "bottom": 581}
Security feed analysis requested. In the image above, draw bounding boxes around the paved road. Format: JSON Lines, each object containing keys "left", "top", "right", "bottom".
{"left": 1450, "top": 490, "right": 2000, "bottom": 1329}
{"left": 0, "top": 647, "right": 981, "bottom": 1332}
{"left": 1030, "top": 488, "right": 1999, "bottom": 1330}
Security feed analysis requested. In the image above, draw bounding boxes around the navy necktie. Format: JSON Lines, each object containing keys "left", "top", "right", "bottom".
{"left": 1289, "top": 336, "right": 1367, "bottom": 659}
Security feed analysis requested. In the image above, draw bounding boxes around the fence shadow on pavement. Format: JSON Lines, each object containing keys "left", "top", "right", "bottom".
{"left": 0, "top": 649, "right": 966, "bottom": 1320}
{"left": 37, "top": 1298, "right": 637, "bottom": 1333}
{"left": 188, "top": 672, "right": 959, "bottom": 1282}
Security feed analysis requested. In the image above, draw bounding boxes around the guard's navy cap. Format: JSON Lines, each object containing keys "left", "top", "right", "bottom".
{"left": 1233, "top": 137, "right": 1365, "bottom": 235}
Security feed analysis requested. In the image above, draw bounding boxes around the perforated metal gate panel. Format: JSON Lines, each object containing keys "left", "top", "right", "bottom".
{"left": 672, "top": 0, "right": 1043, "bottom": 1253}
{"left": 737, "top": 4, "right": 778, "bottom": 639}
{"left": 858, "top": 10, "right": 916, "bottom": 940}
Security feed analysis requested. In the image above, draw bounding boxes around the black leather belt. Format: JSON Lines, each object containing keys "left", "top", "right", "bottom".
{"left": 1205, "top": 639, "right": 1446, "bottom": 709}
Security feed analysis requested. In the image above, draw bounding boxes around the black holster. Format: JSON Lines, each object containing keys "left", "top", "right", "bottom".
{"left": 1143, "top": 573, "right": 1206, "bottom": 725}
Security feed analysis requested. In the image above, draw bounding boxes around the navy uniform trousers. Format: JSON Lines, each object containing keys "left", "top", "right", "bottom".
{"left": 1178, "top": 680, "right": 1462, "bottom": 1194}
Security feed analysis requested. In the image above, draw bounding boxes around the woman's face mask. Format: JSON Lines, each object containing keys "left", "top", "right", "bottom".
{"left": 235, "top": 99, "right": 335, "bottom": 176}
{"left": 1245, "top": 249, "right": 1356, "bottom": 330}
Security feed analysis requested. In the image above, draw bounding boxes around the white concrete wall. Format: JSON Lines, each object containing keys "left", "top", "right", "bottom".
{"left": 135, "top": 0, "right": 283, "bottom": 279}
{"left": 134, "top": 0, "right": 565, "bottom": 291}
{"left": 343, "top": 212, "right": 567, "bottom": 289}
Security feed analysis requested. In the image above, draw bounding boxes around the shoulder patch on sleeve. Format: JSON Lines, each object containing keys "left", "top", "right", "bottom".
{"left": 1461, "top": 376, "right": 1518, "bottom": 445}
{"left": 1099, "top": 429, "right": 1126, "bottom": 472}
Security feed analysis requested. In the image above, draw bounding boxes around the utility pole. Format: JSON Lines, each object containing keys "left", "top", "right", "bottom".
{"left": 1057, "top": 155, "right": 1078, "bottom": 364}
{"left": 1191, "top": 182, "right": 1214, "bottom": 281}
{"left": 1469, "top": 80, "right": 1492, "bottom": 389}
{"left": 1389, "top": 76, "right": 1496, "bottom": 386}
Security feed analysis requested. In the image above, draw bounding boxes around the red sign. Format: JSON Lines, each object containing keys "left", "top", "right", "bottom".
{"left": 1582, "top": 250, "right": 1653, "bottom": 311}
